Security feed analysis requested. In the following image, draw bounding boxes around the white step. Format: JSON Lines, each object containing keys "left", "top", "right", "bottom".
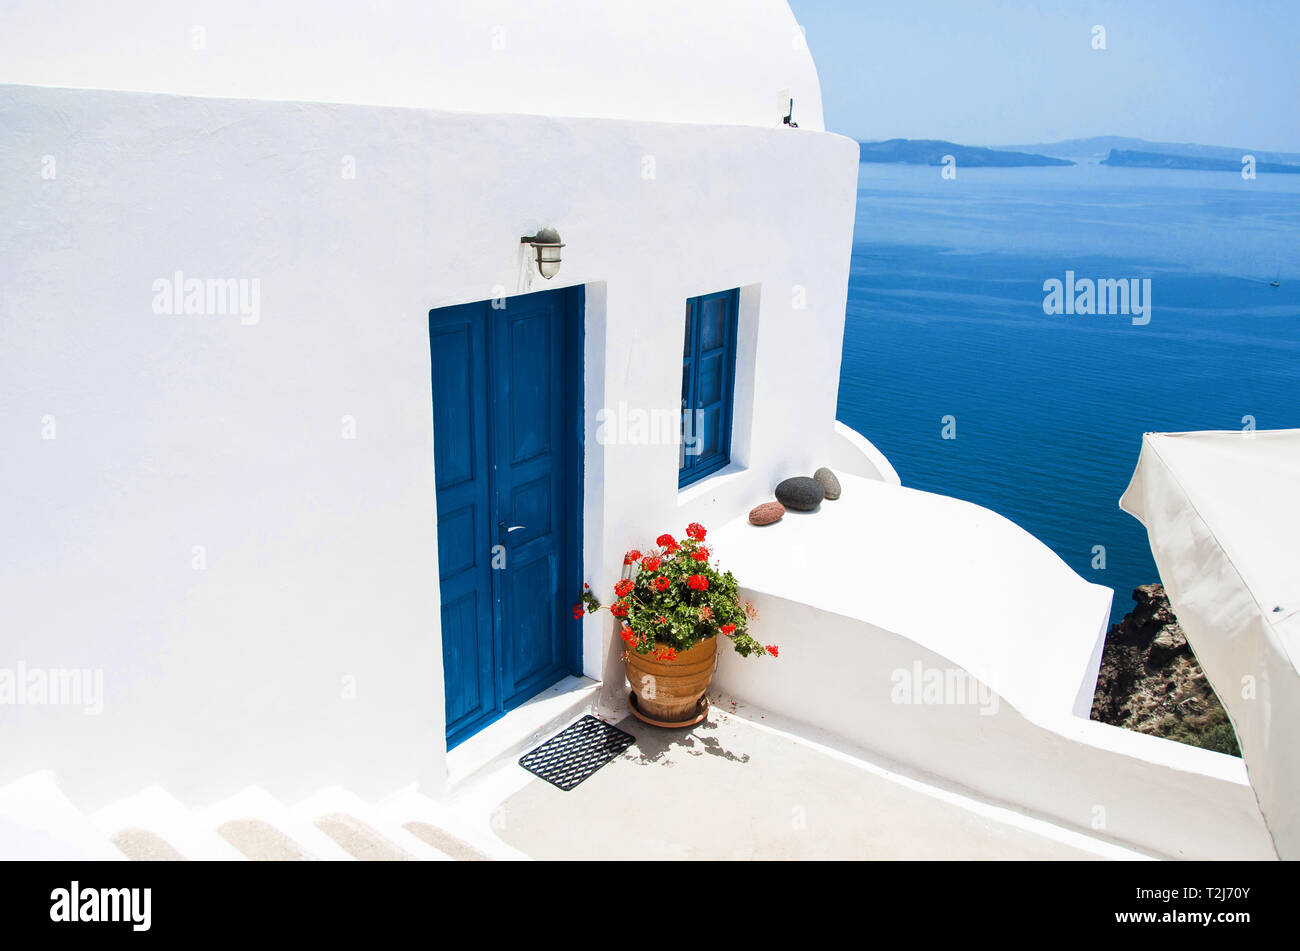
{"left": 111, "top": 827, "right": 186, "bottom": 860}
{"left": 90, "top": 785, "right": 246, "bottom": 860}
{"left": 2, "top": 773, "right": 501, "bottom": 861}
{"left": 196, "top": 786, "right": 354, "bottom": 861}
{"left": 292, "top": 788, "right": 453, "bottom": 861}
{"left": 0, "top": 771, "right": 123, "bottom": 860}
{"left": 377, "top": 788, "right": 516, "bottom": 860}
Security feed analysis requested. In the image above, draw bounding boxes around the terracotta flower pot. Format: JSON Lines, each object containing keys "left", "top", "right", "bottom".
{"left": 625, "top": 634, "right": 717, "bottom": 727}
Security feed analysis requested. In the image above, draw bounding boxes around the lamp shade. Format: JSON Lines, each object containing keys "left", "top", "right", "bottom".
{"left": 521, "top": 227, "right": 564, "bottom": 279}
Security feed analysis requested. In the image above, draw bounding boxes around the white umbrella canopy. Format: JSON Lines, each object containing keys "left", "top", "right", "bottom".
{"left": 1121, "top": 429, "right": 1300, "bottom": 860}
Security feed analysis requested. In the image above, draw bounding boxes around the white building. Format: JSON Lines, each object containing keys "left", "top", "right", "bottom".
{"left": 0, "top": 0, "right": 1281, "bottom": 859}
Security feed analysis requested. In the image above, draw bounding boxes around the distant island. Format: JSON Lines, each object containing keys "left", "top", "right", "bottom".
{"left": 1101, "top": 148, "right": 1300, "bottom": 174}
{"left": 858, "top": 136, "right": 1300, "bottom": 174}
{"left": 858, "top": 139, "right": 1073, "bottom": 167}
{"left": 998, "top": 136, "right": 1300, "bottom": 166}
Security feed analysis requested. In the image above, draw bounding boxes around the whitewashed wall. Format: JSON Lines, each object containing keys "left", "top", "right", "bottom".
{"left": 706, "top": 471, "right": 1276, "bottom": 859}
{"left": 715, "top": 592, "right": 1277, "bottom": 859}
{"left": 0, "top": 0, "right": 824, "bottom": 131}
{"left": 0, "top": 84, "right": 859, "bottom": 808}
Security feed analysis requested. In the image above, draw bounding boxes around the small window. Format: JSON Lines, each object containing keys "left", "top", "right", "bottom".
{"left": 679, "top": 288, "right": 739, "bottom": 487}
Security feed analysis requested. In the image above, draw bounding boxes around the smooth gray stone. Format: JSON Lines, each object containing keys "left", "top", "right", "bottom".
{"left": 813, "top": 466, "right": 842, "bottom": 500}
{"left": 774, "top": 477, "right": 824, "bottom": 511}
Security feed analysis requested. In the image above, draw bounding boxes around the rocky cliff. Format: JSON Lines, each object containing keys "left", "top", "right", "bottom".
{"left": 1090, "top": 584, "right": 1240, "bottom": 756}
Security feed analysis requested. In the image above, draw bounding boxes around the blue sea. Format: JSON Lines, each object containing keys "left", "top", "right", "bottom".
{"left": 836, "top": 163, "right": 1300, "bottom": 624}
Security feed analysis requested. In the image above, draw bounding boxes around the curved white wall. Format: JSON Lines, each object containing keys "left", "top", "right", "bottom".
{"left": 707, "top": 472, "right": 1273, "bottom": 857}
{"left": 0, "top": 0, "right": 824, "bottom": 130}
{"left": 713, "top": 592, "right": 1275, "bottom": 859}
{"left": 828, "top": 420, "right": 901, "bottom": 484}
{"left": 712, "top": 472, "right": 1113, "bottom": 728}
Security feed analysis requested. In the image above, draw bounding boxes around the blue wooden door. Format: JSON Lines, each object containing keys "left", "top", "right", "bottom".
{"left": 429, "top": 288, "right": 581, "bottom": 748}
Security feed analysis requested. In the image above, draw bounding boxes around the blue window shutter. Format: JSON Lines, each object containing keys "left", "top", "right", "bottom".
{"left": 679, "top": 288, "right": 738, "bottom": 487}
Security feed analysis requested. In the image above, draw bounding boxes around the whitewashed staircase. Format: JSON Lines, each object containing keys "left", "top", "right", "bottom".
{"left": 0, "top": 771, "right": 504, "bottom": 861}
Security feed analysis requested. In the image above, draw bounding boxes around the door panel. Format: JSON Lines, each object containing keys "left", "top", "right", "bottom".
{"left": 429, "top": 310, "right": 496, "bottom": 742}
{"left": 430, "top": 288, "right": 579, "bottom": 748}
{"left": 504, "top": 310, "right": 554, "bottom": 464}
{"left": 430, "top": 321, "right": 480, "bottom": 491}
{"left": 440, "top": 591, "right": 487, "bottom": 726}
{"left": 490, "top": 294, "right": 569, "bottom": 707}
{"left": 502, "top": 547, "right": 559, "bottom": 700}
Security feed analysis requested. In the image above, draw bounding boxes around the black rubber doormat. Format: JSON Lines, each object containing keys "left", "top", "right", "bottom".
{"left": 518, "top": 715, "right": 636, "bottom": 791}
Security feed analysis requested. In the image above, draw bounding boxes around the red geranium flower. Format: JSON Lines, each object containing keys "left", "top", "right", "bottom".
{"left": 623, "top": 550, "right": 642, "bottom": 566}
{"left": 691, "top": 547, "right": 710, "bottom": 562}
{"left": 572, "top": 604, "right": 584, "bottom": 620}
{"left": 699, "top": 605, "right": 713, "bottom": 620}
{"left": 656, "top": 533, "right": 677, "bottom": 549}
{"left": 652, "top": 576, "right": 671, "bottom": 592}
{"left": 687, "top": 574, "right": 708, "bottom": 591}
{"left": 614, "top": 578, "right": 634, "bottom": 598}
{"left": 610, "top": 600, "right": 629, "bottom": 617}
{"left": 620, "top": 625, "right": 636, "bottom": 644}
{"left": 655, "top": 615, "right": 668, "bottom": 625}
{"left": 686, "top": 522, "right": 707, "bottom": 541}
{"left": 766, "top": 645, "right": 779, "bottom": 658}
{"left": 641, "top": 556, "right": 661, "bottom": 572}
{"left": 720, "top": 623, "right": 736, "bottom": 635}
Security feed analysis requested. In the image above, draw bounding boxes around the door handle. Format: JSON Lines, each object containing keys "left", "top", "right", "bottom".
{"left": 498, "top": 521, "right": 526, "bottom": 544}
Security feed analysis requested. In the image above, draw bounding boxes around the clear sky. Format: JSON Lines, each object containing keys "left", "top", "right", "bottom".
{"left": 787, "top": 0, "right": 1300, "bottom": 151}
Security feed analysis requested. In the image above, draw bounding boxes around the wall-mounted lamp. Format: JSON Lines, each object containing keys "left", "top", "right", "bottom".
{"left": 520, "top": 227, "right": 564, "bottom": 279}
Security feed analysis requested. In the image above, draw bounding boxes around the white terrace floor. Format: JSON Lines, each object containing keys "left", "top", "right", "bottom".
{"left": 471, "top": 697, "right": 1146, "bottom": 861}
{"left": 1, "top": 691, "right": 1151, "bottom": 860}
